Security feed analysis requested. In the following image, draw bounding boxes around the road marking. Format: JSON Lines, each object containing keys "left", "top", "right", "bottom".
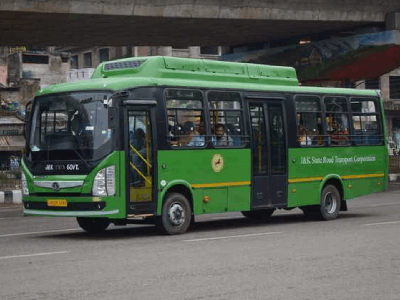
{"left": 183, "top": 232, "right": 282, "bottom": 242}
{"left": 0, "top": 251, "right": 68, "bottom": 260}
{"left": 364, "top": 221, "right": 400, "bottom": 226}
{"left": 0, "top": 228, "right": 81, "bottom": 238}
{"left": 365, "top": 202, "right": 400, "bottom": 207}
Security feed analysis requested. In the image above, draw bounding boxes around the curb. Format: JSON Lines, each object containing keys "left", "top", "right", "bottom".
{"left": 0, "top": 190, "right": 22, "bottom": 204}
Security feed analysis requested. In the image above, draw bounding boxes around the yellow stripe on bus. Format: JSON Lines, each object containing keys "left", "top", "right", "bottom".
{"left": 341, "top": 173, "right": 385, "bottom": 179}
{"left": 191, "top": 174, "right": 385, "bottom": 187}
{"left": 191, "top": 181, "right": 251, "bottom": 189}
{"left": 288, "top": 173, "right": 385, "bottom": 183}
{"left": 288, "top": 177, "right": 324, "bottom": 183}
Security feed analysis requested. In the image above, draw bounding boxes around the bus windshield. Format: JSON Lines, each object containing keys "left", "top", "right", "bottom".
{"left": 27, "top": 92, "right": 113, "bottom": 162}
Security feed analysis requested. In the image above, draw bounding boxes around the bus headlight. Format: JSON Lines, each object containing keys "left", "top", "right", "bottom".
{"left": 21, "top": 173, "right": 29, "bottom": 196}
{"left": 92, "top": 165, "right": 115, "bottom": 196}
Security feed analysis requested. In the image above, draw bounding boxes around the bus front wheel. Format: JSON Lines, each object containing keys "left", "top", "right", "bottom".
{"left": 77, "top": 217, "right": 110, "bottom": 233}
{"left": 318, "top": 184, "right": 341, "bottom": 221}
{"left": 157, "top": 193, "right": 192, "bottom": 235}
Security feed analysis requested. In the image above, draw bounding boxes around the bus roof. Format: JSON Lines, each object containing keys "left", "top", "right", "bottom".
{"left": 36, "top": 56, "right": 379, "bottom": 98}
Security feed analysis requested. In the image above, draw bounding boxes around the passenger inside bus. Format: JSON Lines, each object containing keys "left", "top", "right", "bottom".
{"left": 187, "top": 120, "right": 205, "bottom": 147}
{"left": 213, "top": 123, "right": 233, "bottom": 146}
{"left": 326, "top": 117, "right": 349, "bottom": 145}
{"left": 181, "top": 121, "right": 195, "bottom": 146}
{"left": 226, "top": 123, "right": 241, "bottom": 146}
{"left": 298, "top": 125, "right": 312, "bottom": 146}
{"left": 311, "top": 125, "right": 324, "bottom": 145}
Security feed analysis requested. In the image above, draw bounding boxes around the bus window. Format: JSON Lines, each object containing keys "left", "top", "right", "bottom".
{"left": 351, "top": 98, "right": 382, "bottom": 145}
{"left": 129, "top": 111, "right": 152, "bottom": 188}
{"left": 165, "top": 89, "right": 205, "bottom": 147}
{"left": 249, "top": 104, "right": 267, "bottom": 174}
{"left": 268, "top": 103, "right": 286, "bottom": 174}
{"left": 208, "top": 91, "right": 245, "bottom": 147}
{"left": 295, "top": 96, "right": 322, "bottom": 146}
{"left": 324, "top": 96, "right": 350, "bottom": 146}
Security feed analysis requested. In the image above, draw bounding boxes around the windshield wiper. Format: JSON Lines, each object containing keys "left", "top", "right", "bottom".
{"left": 71, "top": 134, "right": 90, "bottom": 169}
{"left": 72, "top": 148, "right": 90, "bottom": 169}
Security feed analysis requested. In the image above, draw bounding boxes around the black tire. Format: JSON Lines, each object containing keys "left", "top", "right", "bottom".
{"left": 77, "top": 217, "right": 110, "bottom": 233}
{"left": 157, "top": 193, "right": 192, "bottom": 235}
{"left": 241, "top": 209, "right": 275, "bottom": 220}
{"left": 318, "top": 184, "right": 341, "bottom": 221}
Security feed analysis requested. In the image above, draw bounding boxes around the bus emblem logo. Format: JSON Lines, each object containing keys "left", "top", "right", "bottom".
{"left": 52, "top": 182, "right": 60, "bottom": 191}
{"left": 211, "top": 154, "right": 224, "bottom": 173}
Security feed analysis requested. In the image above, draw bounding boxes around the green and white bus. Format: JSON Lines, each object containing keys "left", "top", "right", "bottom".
{"left": 21, "top": 56, "right": 388, "bottom": 234}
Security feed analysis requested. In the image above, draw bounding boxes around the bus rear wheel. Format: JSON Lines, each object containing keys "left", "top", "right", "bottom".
{"left": 241, "top": 209, "right": 275, "bottom": 220}
{"left": 77, "top": 217, "right": 110, "bottom": 233}
{"left": 157, "top": 193, "right": 192, "bottom": 235}
{"left": 318, "top": 184, "right": 341, "bottom": 221}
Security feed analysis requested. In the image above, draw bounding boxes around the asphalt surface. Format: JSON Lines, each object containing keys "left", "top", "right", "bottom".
{"left": 0, "top": 184, "right": 399, "bottom": 300}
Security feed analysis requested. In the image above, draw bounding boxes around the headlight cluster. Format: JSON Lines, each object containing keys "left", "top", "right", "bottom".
{"left": 92, "top": 165, "right": 116, "bottom": 196}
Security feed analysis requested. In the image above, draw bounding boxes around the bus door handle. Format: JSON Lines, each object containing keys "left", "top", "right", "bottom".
{"left": 276, "top": 191, "right": 283, "bottom": 197}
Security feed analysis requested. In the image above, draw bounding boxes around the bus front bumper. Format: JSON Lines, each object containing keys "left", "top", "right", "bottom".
{"left": 23, "top": 208, "right": 120, "bottom": 217}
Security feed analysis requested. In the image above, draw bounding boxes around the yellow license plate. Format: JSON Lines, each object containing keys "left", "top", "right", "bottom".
{"left": 47, "top": 199, "right": 68, "bottom": 207}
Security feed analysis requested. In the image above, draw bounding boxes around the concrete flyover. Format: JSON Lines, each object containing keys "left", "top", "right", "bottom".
{"left": 0, "top": 0, "right": 399, "bottom": 46}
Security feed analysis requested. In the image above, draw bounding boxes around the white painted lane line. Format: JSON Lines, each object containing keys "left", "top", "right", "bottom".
{"left": 366, "top": 202, "right": 400, "bottom": 207}
{"left": 0, "top": 251, "right": 68, "bottom": 260}
{"left": 0, "top": 228, "right": 81, "bottom": 238}
{"left": 183, "top": 232, "right": 282, "bottom": 242}
{"left": 364, "top": 221, "right": 400, "bottom": 226}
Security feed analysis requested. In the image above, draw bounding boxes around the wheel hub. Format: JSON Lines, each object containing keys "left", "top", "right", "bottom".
{"left": 168, "top": 203, "right": 185, "bottom": 226}
{"left": 324, "top": 192, "right": 337, "bottom": 214}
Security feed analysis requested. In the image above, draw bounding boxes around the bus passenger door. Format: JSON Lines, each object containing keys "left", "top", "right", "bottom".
{"left": 126, "top": 108, "right": 156, "bottom": 215}
{"left": 248, "top": 100, "right": 287, "bottom": 209}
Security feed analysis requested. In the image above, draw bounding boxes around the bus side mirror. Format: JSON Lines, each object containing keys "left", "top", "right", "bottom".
{"left": 25, "top": 100, "right": 32, "bottom": 122}
{"left": 108, "top": 107, "right": 118, "bottom": 129}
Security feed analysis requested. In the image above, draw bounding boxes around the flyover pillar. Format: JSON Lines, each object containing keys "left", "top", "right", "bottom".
{"left": 155, "top": 47, "right": 173, "bottom": 56}
{"left": 188, "top": 47, "right": 201, "bottom": 59}
{"left": 386, "top": 12, "right": 400, "bottom": 30}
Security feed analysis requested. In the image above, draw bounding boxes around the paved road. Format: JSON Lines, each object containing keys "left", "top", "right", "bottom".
{"left": 0, "top": 188, "right": 399, "bottom": 300}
